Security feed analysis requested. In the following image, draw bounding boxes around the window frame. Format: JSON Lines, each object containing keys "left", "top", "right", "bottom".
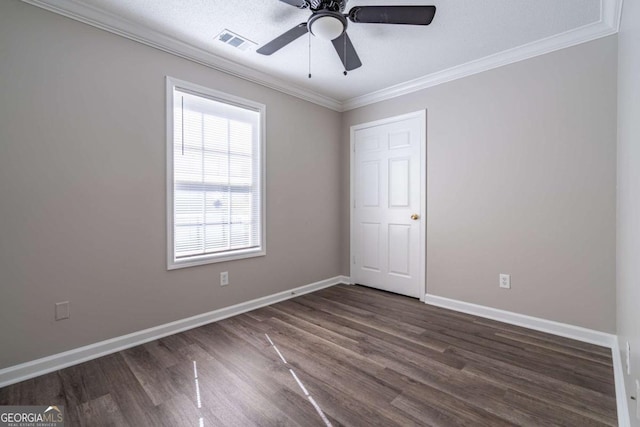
{"left": 166, "top": 76, "right": 266, "bottom": 270}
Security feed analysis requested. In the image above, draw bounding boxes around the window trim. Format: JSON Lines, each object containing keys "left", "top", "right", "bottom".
{"left": 166, "top": 76, "right": 266, "bottom": 270}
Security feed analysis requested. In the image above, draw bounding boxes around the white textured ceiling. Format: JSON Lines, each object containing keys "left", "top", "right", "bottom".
{"left": 68, "top": 0, "right": 602, "bottom": 102}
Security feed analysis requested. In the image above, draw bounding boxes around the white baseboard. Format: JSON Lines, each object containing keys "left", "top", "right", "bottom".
{"left": 424, "top": 294, "right": 616, "bottom": 347}
{"left": 612, "top": 337, "right": 631, "bottom": 427}
{"left": 0, "top": 275, "right": 349, "bottom": 388}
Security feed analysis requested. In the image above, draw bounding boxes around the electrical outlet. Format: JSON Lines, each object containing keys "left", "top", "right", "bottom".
{"left": 220, "top": 271, "right": 229, "bottom": 287}
{"left": 55, "top": 301, "right": 70, "bottom": 321}
{"left": 627, "top": 341, "right": 631, "bottom": 375}
{"left": 499, "top": 274, "right": 511, "bottom": 289}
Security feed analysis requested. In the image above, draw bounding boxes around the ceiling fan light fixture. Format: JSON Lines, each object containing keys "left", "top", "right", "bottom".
{"left": 309, "top": 14, "right": 345, "bottom": 40}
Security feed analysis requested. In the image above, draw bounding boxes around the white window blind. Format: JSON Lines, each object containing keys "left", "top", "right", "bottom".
{"left": 167, "top": 78, "right": 265, "bottom": 269}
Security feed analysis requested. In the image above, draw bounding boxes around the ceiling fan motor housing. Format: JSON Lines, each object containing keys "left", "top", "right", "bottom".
{"left": 308, "top": 0, "right": 347, "bottom": 12}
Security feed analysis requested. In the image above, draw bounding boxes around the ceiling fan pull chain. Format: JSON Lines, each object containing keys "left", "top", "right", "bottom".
{"left": 343, "top": 33, "right": 347, "bottom": 76}
{"left": 308, "top": 31, "right": 312, "bottom": 78}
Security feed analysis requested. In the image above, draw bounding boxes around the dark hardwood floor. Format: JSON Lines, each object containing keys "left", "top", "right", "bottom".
{"left": 0, "top": 285, "right": 617, "bottom": 426}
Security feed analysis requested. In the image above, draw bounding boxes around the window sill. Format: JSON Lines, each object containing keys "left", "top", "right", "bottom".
{"left": 167, "top": 248, "right": 265, "bottom": 270}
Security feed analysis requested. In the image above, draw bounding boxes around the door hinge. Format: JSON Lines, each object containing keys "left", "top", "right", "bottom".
{"left": 352, "top": 255, "right": 356, "bottom": 264}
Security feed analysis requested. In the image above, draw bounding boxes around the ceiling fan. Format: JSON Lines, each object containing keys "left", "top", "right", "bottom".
{"left": 257, "top": 0, "right": 436, "bottom": 73}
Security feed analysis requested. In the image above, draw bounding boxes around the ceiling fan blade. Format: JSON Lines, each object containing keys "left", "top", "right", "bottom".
{"left": 257, "top": 23, "right": 309, "bottom": 55}
{"left": 348, "top": 6, "right": 436, "bottom": 25}
{"left": 331, "top": 32, "right": 362, "bottom": 71}
{"left": 279, "top": 0, "right": 307, "bottom": 7}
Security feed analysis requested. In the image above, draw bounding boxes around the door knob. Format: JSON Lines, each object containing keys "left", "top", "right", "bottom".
{"left": 411, "top": 214, "right": 420, "bottom": 220}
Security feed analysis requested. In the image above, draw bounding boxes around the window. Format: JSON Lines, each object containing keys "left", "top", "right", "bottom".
{"left": 166, "top": 77, "right": 265, "bottom": 269}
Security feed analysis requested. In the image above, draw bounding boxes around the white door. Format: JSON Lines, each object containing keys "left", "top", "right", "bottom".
{"left": 351, "top": 111, "right": 425, "bottom": 299}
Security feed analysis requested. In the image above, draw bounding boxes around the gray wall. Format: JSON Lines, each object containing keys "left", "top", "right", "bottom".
{"left": 342, "top": 36, "right": 618, "bottom": 332}
{"left": 617, "top": 0, "right": 640, "bottom": 423}
{"left": 0, "top": 0, "right": 343, "bottom": 368}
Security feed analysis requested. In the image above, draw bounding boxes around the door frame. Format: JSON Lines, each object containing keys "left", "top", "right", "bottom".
{"left": 349, "top": 110, "right": 427, "bottom": 301}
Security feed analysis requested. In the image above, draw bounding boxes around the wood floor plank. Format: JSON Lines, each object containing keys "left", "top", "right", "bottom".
{"left": 141, "top": 339, "right": 183, "bottom": 369}
{"left": 391, "top": 382, "right": 516, "bottom": 427}
{"left": 459, "top": 353, "right": 617, "bottom": 423}
{"left": 184, "top": 322, "right": 328, "bottom": 426}
{"left": 165, "top": 359, "right": 260, "bottom": 427}
{"left": 0, "top": 284, "right": 618, "bottom": 426}
{"left": 437, "top": 328, "right": 615, "bottom": 391}
{"left": 121, "top": 345, "right": 183, "bottom": 406}
{"left": 471, "top": 317, "right": 614, "bottom": 357}
{"left": 422, "top": 327, "right": 615, "bottom": 395}
{"left": 372, "top": 357, "right": 546, "bottom": 426}
{"left": 76, "top": 394, "right": 130, "bottom": 427}
{"left": 503, "top": 388, "right": 615, "bottom": 427}
{"left": 96, "top": 353, "right": 165, "bottom": 426}
{"left": 58, "top": 360, "right": 110, "bottom": 408}
{"left": 296, "top": 294, "right": 448, "bottom": 353}
{"left": 494, "top": 330, "right": 613, "bottom": 365}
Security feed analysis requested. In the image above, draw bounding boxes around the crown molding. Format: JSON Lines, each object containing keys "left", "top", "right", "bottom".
{"left": 603, "top": 0, "right": 624, "bottom": 31}
{"left": 341, "top": 0, "right": 622, "bottom": 111}
{"left": 21, "top": 0, "right": 621, "bottom": 113}
{"left": 20, "top": 0, "right": 343, "bottom": 112}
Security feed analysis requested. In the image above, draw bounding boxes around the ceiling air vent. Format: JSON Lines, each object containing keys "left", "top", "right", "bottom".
{"left": 215, "top": 30, "right": 257, "bottom": 51}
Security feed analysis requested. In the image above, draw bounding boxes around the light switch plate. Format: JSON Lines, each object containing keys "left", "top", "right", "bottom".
{"left": 55, "top": 301, "right": 70, "bottom": 321}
